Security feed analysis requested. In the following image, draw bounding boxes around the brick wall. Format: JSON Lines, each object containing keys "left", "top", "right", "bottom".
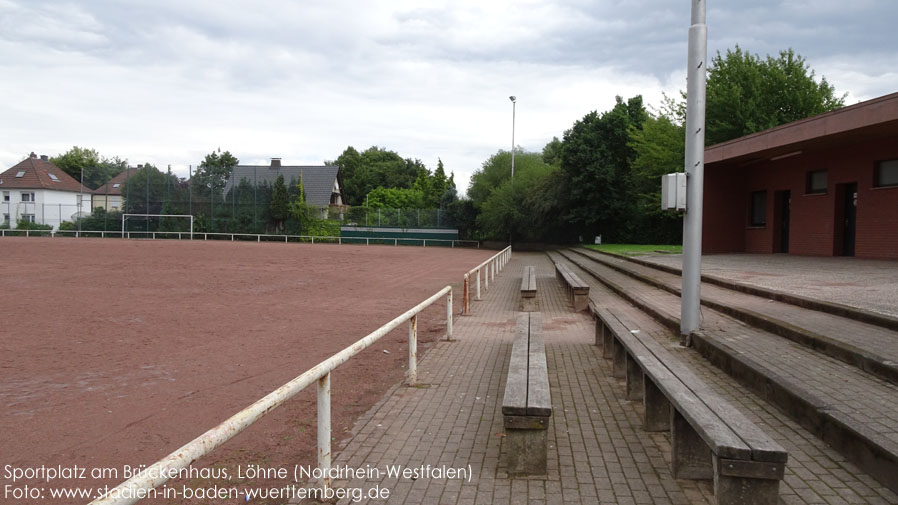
{"left": 703, "top": 136, "right": 898, "bottom": 259}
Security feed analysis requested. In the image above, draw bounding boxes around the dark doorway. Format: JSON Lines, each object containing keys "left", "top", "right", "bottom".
{"left": 774, "top": 190, "right": 791, "bottom": 253}
{"left": 839, "top": 182, "right": 857, "bottom": 257}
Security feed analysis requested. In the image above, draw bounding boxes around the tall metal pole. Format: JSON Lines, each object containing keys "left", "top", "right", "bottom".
{"left": 509, "top": 96, "right": 516, "bottom": 178}
{"left": 681, "top": 0, "right": 708, "bottom": 337}
{"left": 79, "top": 166, "right": 84, "bottom": 234}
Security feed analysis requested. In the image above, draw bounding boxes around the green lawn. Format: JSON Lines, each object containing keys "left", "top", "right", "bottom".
{"left": 582, "top": 243, "right": 682, "bottom": 256}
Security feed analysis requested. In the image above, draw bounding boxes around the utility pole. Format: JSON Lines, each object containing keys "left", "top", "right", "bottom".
{"left": 681, "top": 0, "right": 708, "bottom": 337}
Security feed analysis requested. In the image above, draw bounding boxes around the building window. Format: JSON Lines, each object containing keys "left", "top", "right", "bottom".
{"left": 3, "top": 214, "right": 8, "bottom": 224}
{"left": 21, "top": 192, "right": 35, "bottom": 202}
{"left": 875, "top": 159, "right": 898, "bottom": 188}
{"left": 750, "top": 191, "right": 767, "bottom": 227}
{"left": 806, "top": 170, "right": 827, "bottom": 194}
{"left": 22, "top": 214, "right": 35, "bottom": 223}
{"left": 2, "top": 191, "right": 8, "bottom": 202}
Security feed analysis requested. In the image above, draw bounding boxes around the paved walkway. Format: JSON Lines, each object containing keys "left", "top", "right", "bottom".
{"left": 298, "top": 252, "right": 713, "bottom": 504}
{"left": 295, "top": 251, "right": 898, "bottom": 505}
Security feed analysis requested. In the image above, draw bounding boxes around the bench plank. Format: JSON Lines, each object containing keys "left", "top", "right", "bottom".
{"left": 612, "top": 311, "right": 787, "bottom": 464}
{"left": 502, "top": 314, "right": 531, "bottom": 416}
{"left": 602, "top": 310, "right": 752, "bottom": 461}
{"left": 526, "top": 312, "right": 552, "bottom": 417}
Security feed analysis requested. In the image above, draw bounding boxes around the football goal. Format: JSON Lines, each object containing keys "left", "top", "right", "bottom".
{"left": 121, "top": 214, "right": 194, "bottom": 238}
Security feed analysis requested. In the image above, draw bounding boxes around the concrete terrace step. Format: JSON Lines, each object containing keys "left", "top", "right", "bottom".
{"left": 569, "top": 247, "right": 898, "bottom": 388}
{"left": 590, "top": 249, "right": 898, "bottom": 332}
{"left": 549, "top": 250, "right": 898, "bottom": 496}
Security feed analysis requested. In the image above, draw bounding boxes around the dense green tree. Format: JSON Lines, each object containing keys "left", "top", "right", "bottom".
{"left": 541, "top": 137, "right": 563, "bottom": 166}
{"left": 51, "top": 146, "right": 127, "bottom": 189}
{"left": 477, "top": 161, "right": 554, "bottom": 241}
{"left": 705, "top": 46, "right": 845, "bottom": 145}
{"left": 269, "top": 174, "right": 289, "bottom": 232}
{"left": 331, "top": 146, "right": 437, "bottom": 205}
{"left": 557, "top": 95, "right": 647, "bottom": 242}
{"left": 367, "top": 187, "right": 426, "bottom": 209}
{"left": 468, "top": 150, "right": 548, "bottom": 210}
{"left": 193, "top": 150, "right": 239, "bottom": 196}
{"left": 628, "top": 112, "right": 686, "bottom": 243}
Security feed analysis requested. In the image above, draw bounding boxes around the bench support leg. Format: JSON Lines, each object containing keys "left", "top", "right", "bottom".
{"left": 643, "top": 378, "right": 670, "bottom": 431}
{"left": 572, "top": 293, "right": 588, "bottom": 312}
{"left": 594, "top": 317, "right": 603, "bottom": 347}
{"left": 612, "top": 339, "right": 627, "bottom": 379}
{"left": 626, "top": 355, "right": 644, "bottom": 401}
{"left": 713, "top": 459, "right": 783, "bottom": 505}
{"left": 504, "top": 417, "right": 549, "bottom": 475}
{"left": 602, "top": 323, "right": 613, "bottom": 358}
{"left": 521, "top": 295, "right": 538, "bottom": 312}
{"left": 671, "top": 409, "right": 713, "bottom": 480}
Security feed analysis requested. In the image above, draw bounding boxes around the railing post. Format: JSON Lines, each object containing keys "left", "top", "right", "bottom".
{"left": 484, "top": 263, "right": 489, "bottom": 291}
{"left": 463, "top": 274, "right": 470, "bottom": 314}
{"left": 446, "top": 289, "right": 453, "bottom": 340}
{"left": 476, "top": 268, "right": 481, "bottom": 300}
{"left": 317, "top": 372, "right": 331, "bottom": 489}
{"left": 408, "top": 315, "right": 417, "bottom": 384}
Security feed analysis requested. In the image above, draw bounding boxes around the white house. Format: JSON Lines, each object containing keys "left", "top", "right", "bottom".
{"left": 0, "top": 153, "right": 93, "bottom": 229}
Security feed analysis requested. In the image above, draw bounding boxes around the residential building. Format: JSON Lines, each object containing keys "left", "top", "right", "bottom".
{"left": 0, "top": 153, "right": 93, "bottom": 229}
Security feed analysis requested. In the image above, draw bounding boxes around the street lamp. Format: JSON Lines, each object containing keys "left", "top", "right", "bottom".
{"left": 509, "top": 96, "right": 516, "bottom": 178}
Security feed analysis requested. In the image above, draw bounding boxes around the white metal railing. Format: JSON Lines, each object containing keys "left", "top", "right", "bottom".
{"left": 0, "top": 228, "right": 480, "bottom": 248}
{"left": 463, "top": 246, "right": 512, "bottom": 314}
{"left": 88, "top": 286, "right": 453, "bottom": 505}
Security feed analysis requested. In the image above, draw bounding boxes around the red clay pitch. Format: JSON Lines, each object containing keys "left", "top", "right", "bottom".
{"left": 0, "top": 237, "right": 491, "bottom": 504}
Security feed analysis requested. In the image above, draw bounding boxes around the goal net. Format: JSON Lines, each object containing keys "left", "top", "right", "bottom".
{"left": 121, "top": 214, "right": 194, "bottom": 238}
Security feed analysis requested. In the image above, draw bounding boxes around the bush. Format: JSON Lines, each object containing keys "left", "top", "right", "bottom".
{"left": 16, "top": 219, "right": 52, "bottom": 230}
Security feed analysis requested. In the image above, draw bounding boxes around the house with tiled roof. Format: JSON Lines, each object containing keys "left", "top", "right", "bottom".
{"left": 0, "top": 153, "right": 93, "bottom": 229}
{"left": 223, "top": 158, "right": 346, "bottom": 207}
{"left": 93, "top": 167, "right": 140, "bottom": 212}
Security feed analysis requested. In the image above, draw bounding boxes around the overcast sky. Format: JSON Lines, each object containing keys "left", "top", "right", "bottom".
{"left": 2, "top": 0, "right": 895, "bottom": 195}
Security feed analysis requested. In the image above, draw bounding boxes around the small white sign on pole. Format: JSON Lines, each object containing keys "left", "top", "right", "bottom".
{"left": 661, "top": 173, "right": 687, "bottom": 211}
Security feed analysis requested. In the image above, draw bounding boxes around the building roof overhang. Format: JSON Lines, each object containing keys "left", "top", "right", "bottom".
{"left": 705, "top": 92, "right": 898, "bottom": 168}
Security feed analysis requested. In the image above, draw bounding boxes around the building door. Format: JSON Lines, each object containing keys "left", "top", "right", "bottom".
{"left": 841, "top": 182, "right": 857, "bottom": 257}
{"left": 774, "top": 190, "right": 790, "bottom": 253}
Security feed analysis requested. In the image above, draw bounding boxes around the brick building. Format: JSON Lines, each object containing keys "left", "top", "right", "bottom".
{"left": 703, "top": 92, "right": 898, "bottom": 259}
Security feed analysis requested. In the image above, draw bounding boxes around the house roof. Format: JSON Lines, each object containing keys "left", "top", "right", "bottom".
{"left": 0, "top": 153, "right": 93, "bottom": 193}
{"left": 705, "top": 91, "right": 898, "bottom": 167}
{"left": 94, "top": 167, "right": 139, "bottom": 195}
{"left": 224, "top": 164, "right": 344, "bottom": 207}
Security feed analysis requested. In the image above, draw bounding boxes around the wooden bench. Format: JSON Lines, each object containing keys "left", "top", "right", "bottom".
{"left": 502, "top": 312, "right": 551, "bottom": 475}
{"left": 520, "top": 266, "right": 538, "bottom": 312}
{"left": 554, "top": 262, "right": 590, "bottom": 311}
{"left": 594, "top": 307, "right": 787, "bottom": 505}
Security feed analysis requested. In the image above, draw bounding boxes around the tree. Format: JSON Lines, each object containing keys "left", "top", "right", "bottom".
{"left": 477, "top": 162, "right": 554, "bottom": 241}
{"left": 541, "top": 137, "right": 563, "bottom": 166}
{"left": 193, "top": 150, "right": 239, "bottom": 196}
{"left": 628, "top": 112, "right": 686, "bottom": 243}
{"left": 51, "top": 146, "right": 127, "bottom": 189}
{"left": 331, "top": 146, "right": 433, "bottom": 205}
{"left": 269, "top": 174, "right": 289, "bottom": 232}
{"left": 705, "top": 46, "right": 845, "bottom": 145}
{"left": 557, "top": 96, "right": 647, "bottom": 242}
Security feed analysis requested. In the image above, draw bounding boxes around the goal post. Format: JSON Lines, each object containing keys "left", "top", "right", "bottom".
{"left": 122, "top": 214, "right": 194, "bottom": 239}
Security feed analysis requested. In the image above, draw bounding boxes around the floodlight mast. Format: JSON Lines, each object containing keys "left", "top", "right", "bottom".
{"left": 509, "top": 96, "right": 516, "bottom": 178}
{"left": 681, "top": 0, "right": 708, "bottom": 337}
